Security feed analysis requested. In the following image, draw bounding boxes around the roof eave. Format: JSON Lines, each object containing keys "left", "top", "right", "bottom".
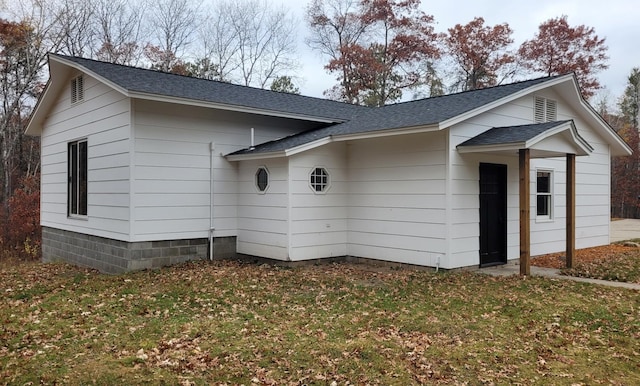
{"left": 25, "top": 79, "right": 52, "bottom": 136}
{"left": 128, "top": 91, "right": 343, "bottom": 124}
{"left": 440, "top": 74, "right": 576, "bottom": 129}
{"left": 226, "top": 150, "right": 287, "bottom": 161}
{"left": 334, "top": 124, "right": 440, "bottom": 142}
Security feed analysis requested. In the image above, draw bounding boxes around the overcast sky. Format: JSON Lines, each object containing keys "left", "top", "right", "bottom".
{"left": 278, "top": 0, "right": 639, "bottom": 106}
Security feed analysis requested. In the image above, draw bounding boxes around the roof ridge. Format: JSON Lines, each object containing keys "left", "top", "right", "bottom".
{"left": 50, "top": 53, "right": 370, "bottom": 110}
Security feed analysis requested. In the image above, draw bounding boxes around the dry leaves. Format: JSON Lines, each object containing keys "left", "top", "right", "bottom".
{"left": 0, "top": 259, "right": 638, "bottom": 384}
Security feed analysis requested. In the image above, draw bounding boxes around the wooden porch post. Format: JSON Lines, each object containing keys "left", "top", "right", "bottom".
{"left": 519, "top": 149, "right": 530, "bottom": 276}
{"left": 566, "top": 154, "right": 576, "bottom": 268}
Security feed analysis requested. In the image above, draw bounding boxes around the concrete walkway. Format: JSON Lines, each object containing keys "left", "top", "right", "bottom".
{"left": 477, "top": 263, "right": 640, "bottom": 290}
{"left": 477, "top": 219, "right": 640, "bottom": 290}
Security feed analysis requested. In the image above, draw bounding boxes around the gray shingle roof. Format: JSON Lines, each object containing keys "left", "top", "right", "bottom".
{"left": 457, "top": 121, "right": 574, "bottom": 147}
{"left": 55, "top": 54, "right": 569, "bottom": 156}
{"left": 53, "top": 54, "right": 366, "bottom": 121}
{"left": 229, "top": 75, "right": 565, "bottom": 156}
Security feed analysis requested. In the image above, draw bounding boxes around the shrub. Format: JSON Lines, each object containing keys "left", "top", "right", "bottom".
{"left": 4, "top": 175, "right": 40, "bottom": 259}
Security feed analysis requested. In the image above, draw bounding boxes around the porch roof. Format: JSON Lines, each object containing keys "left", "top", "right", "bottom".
{"left": 456, "top": 120, "right": 593, "bottom": 158}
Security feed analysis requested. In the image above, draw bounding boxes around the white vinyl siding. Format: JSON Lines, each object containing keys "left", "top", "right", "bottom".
{"left": 40, "top": 72, "right": 131, "bottom": 240}
{"left": 132, "top": 100, "right": 311, "bottom": 241}
{"left": 347, "top": 132, "right": 447, "bottom": 266}
{"left": 450, "top": 91, "right": 614, "bottom": 265}
{"left": 289, "top": 143, "right": 347, "bottom": 260}
{"left": 237, "top": 159, "right": 289, "bottom": 259}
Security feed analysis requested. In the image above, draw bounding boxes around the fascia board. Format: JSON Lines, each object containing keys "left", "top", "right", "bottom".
{"left": 226, "top": 150, "right": 287, "bottom": 161}
{"left": 525, "top": 122, "right": 593, "bottom": 155}
{"left": 333, "top": 124, "right": 439, "bottom": 141}
{"left": 457, "top": 142, "right": 525, "bottom": 154}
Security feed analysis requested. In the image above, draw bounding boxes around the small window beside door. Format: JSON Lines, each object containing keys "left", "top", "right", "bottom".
{"left": 536, "top": 170, "right": 552, "bottom": 219}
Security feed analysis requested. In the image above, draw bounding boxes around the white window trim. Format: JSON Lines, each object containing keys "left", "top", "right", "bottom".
{"left": 535, "top": 169, "right": 554, "bottom": 222}
{"left": 255, "top": 166, "right": 269, "bottom": 194}
{"left": 308, "top": 166, "right": 330, "bottom": 194}
{"left": 68, "top": 138, "right": 88, "bottom": 219}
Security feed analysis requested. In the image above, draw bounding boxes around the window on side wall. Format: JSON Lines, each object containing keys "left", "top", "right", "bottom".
{"left": 309, "top": 167, "right": 329, "bottom": 193}
{"left": 536, "top": 170, "right": 552, "bottom": 219}
{"left": 255, "top": 167, "right": 269, "bottom": 192}
{"left": 68, "top": 139, "right": 88, "bottom": 216}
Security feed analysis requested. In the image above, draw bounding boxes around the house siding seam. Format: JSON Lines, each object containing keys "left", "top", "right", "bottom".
{"left": 41, "top": 227, "right": 236, "bottom": 274}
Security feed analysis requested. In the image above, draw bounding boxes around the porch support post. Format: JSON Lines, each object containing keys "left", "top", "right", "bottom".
{"left": 519, "top": 149, "right": 530, "bottom": 276}
{"left": 566, "top": 154, "right": 576, "bottom": 268}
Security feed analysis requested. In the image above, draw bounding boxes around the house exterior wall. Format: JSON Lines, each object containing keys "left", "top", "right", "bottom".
{"left": 289, "top": 142, "right": 348, "bottom": 260}
{"left": 448, "top": 91, "right": 613, "bottom": 267}
{"left": 131, "top": 99, "right": 315, "bottom": 242}
{"left": 236, "top": 158, "right": 289, "bottom": 259}
{"left": 528, "top": 89, "right": 612, "bottom": 254}
{"left": 346, "top": 132, "right": 448, "bottom": 266}
{"left": 40, "top": 71, "right": 132, "bottom": 241}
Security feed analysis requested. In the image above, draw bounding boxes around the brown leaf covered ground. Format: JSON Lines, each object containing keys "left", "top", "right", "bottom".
{"left": 1, "top": 259, "right": 639, "bottom": 385}
{"left": 532, "top": 243, "right": 640, "bottom": 283}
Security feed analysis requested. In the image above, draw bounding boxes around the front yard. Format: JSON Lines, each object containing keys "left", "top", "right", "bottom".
{"left": 1, "top": 258, "right": 639, "bottom": 385}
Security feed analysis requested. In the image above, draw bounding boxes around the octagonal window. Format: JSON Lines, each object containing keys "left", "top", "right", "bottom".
{"left": 309, "top": 167, "right": 329, "bottom": 192}
{"left": 256, "top": 167, "right": 269, "bottom": 192}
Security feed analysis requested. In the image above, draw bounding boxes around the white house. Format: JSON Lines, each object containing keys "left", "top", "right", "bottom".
{"left": 26, "top": 54, "right": 631, "bottom": 273}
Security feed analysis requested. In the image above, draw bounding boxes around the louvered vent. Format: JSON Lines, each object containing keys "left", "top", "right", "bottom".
{"left": 545, "top": 99, "right": 557, "bottom": 121}
{"left": 534, "top": 96, "right": 557, "bottom": 123}
{"left": 534, "top": 96, "right": 545, "bottom": 123}
{"left": 71, "top": 76, "right": 84, "bottom": 104}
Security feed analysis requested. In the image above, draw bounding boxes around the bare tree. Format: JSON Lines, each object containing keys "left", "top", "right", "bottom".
{"left": 195, "top": 1, "right": 239, "bottom": 82}
{"left": 54, "top": 0, "right": 96, "bottom": 57}
{"left": 306, "top": 0, "right": 371, "bottom": 103}
{"left": 1, "top": 0, "right": 65, "bottom": 206}
{"left": 144, "top": 0, "right": 200, "bottom": 72}
{"left": 93, "top": 0, "right": 144, "bottom": 65}
{"left": 195, "top": 0, "right": 298, "bottom": 88}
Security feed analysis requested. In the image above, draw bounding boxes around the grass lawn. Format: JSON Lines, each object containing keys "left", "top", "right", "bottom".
{"left": 1, "top": 260, "right": 639, "bottom": 385}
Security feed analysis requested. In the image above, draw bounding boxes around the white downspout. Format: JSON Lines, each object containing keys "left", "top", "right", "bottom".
{"left": 209, "top": 142, "right": 215, "bottom": 260}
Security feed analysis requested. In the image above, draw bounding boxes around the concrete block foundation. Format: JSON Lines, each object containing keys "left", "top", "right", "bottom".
{"left": 42, "top": 227, "right": 236, "bottom": 274}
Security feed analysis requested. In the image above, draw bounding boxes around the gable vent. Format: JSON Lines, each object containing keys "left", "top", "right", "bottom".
{"left": 71, "top": 75, "right": 84, "bottom": 104}
{"left": 534, "top": 96, "right": 557, "bottom": 123}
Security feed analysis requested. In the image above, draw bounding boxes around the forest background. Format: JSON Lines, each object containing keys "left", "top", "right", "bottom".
{"left": 1, "top": 0, "right": 638, "bottom": 259}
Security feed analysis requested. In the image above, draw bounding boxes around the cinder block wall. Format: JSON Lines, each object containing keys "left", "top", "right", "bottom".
{"left": 42, "top": 227, "right": 236, "bottom": 274}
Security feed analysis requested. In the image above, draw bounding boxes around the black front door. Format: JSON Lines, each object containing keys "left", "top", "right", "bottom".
{"left": 479, "top": 163, "right": 507, "bottom": 267}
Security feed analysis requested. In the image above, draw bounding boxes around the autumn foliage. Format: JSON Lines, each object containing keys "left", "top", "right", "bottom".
{"left": 519, "top": 15, "right": 608, "bottom": 99}
{"left": 1, "top": 175, "right": 41, "bottom": 259}
{"left": 445, "top": 17, "right": 515, "bottom": 91}
{"left": 308, "top": 0, "right": 441, "bottom": 106}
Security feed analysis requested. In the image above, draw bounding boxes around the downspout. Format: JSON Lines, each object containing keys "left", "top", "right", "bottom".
{"left": 209, "top": 142, "right": 215, "bottom": 260}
